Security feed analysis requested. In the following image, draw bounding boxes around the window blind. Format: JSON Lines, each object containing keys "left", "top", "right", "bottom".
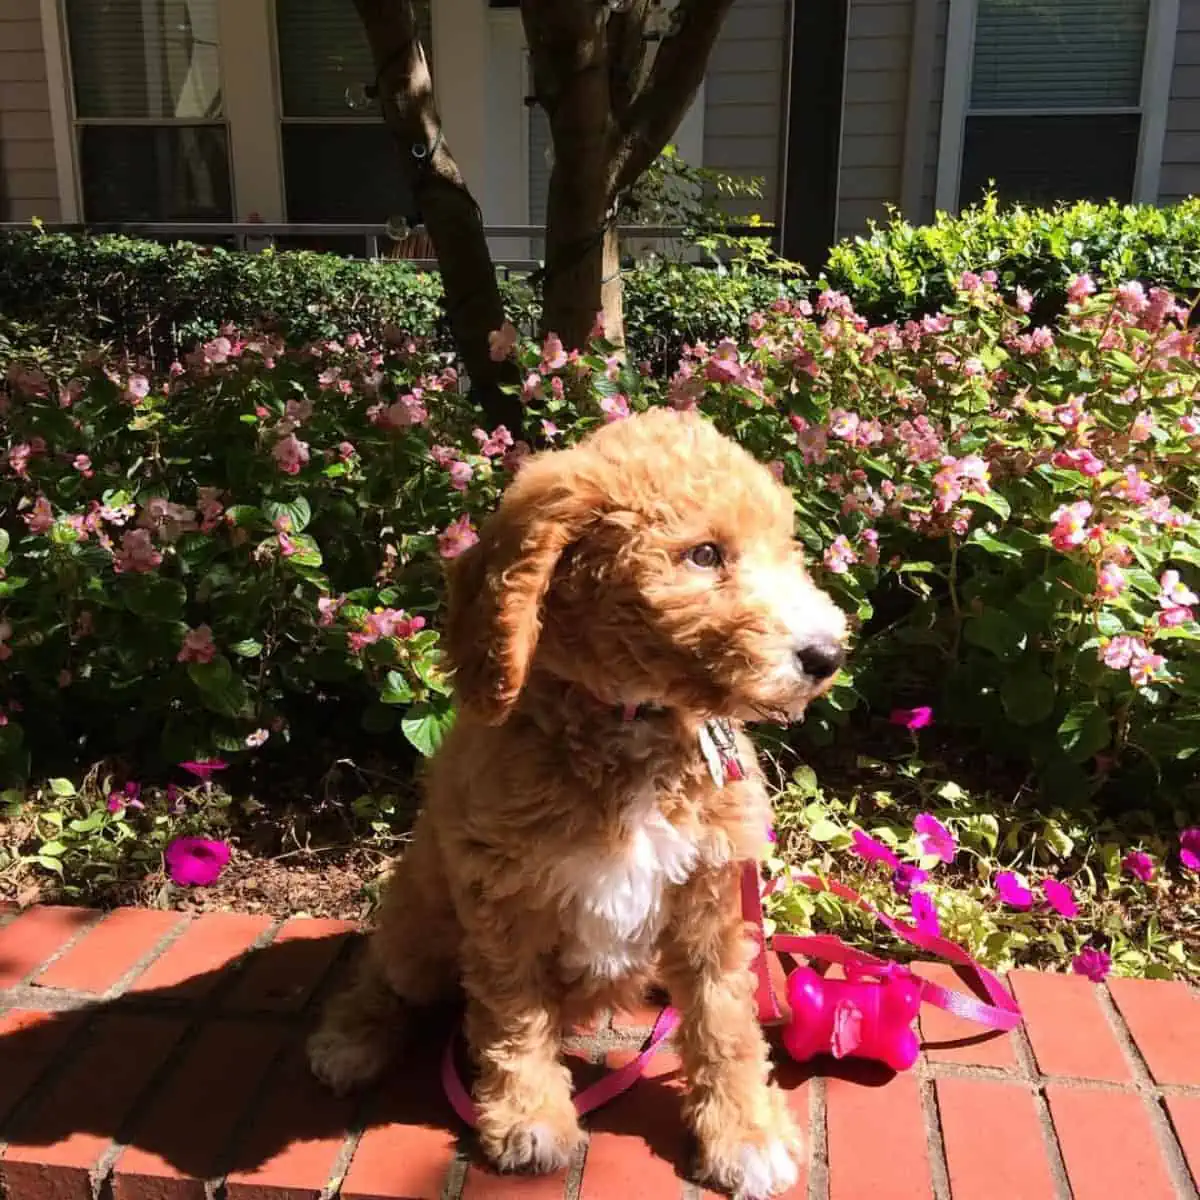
{"left": 970, "top": 0, "right": 1149, "bottom": 111}
{"left": 276, "top": 0, "right": 434, "bottom": 119}
{"left": 66, "top": 0, "right": 222, "bottom": 120}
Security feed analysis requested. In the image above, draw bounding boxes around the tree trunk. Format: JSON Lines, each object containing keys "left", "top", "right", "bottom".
{"left": 351, "top": 0, "right": 523, "bottom": 436}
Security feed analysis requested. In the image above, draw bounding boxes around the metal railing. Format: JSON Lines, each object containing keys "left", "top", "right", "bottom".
{"left": 0, "top": 221, "right": 777, "bottom": 277}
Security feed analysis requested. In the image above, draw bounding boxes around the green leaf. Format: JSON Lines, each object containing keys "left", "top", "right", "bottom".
{"left": 122, "top": 576, "right": 187, "bottom": 621}
{"left": 1057, "top": 702, "right": 1110, "bottom": 763}
{"left": 967, "top": 529, "right": 1022, "bottom": 559}
{"left": 965, "top": 490, "right": 1011, "bottom": 520}
{"left": 379, "top": 670, "right": 415, "bottom": 706}
{"left": 230, "top": 639, "right": 263, "bottom": 658}
{"left": 807, "top": 818, "right": 843, "bottom": 842}
{"left": 187, "top": 656, "right": 234, "bottom": 692}
{"left": 187, "top": 656, "right": 249, "bottom": 718}
{"left": 48, "top": 778, "right": 76, "bottom": 798}
{"left": 38, "top": 839, "right": 66, "bottom": 856}
{"left": 1000, "top": 667, "right": 1056, "bottom": 726}
{"left": 281, "top": 533, "right": 323, "bottom": 568}
{"left": 1042, "top": 820, "right": 1075, "bottom": 859}
{"left": 964, "top": 609, "right": 1028, "bottom": 660}
{"left": 263, "top": 495, "right": 312, "bottom": 533}
{"left": 68, "top": 810, "right": 107, "bottom": 834}
{"left": 400, "top": 698, "right": 457, "bottom": 756}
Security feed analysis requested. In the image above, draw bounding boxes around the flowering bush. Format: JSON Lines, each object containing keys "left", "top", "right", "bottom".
{"left": 3, "top": 266, "right": 1199, "bottom": 973}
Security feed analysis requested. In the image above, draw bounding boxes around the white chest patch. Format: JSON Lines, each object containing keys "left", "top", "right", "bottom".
{"left": 554, "top": 804, "right": 699, "bottom": 980}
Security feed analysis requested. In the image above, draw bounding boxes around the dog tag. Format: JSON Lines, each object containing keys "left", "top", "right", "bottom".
{"left": 699, "top": 718, "right": 745, "bottom": 787}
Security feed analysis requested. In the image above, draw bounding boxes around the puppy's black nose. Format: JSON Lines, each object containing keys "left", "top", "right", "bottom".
{"left": 795, "top": 641, "right": 845, "bottom": 681}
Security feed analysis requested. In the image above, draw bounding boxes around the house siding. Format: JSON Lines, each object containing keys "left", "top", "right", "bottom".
{"left": 1161, "top": 0, "right": 1200, "bottom": 203}
{"left": 837, "top": 0, "right": 914, "bottom": 239}
{"left": 0, "top": 0, "right": 59, "bottom": 222}
{"left": 703, "top": 0, "right": 787, "bottom": 220}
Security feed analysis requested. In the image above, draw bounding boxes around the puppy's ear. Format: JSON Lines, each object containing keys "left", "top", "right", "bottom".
{"left": 443, "top": 451, "right": 600, "bottom": 724}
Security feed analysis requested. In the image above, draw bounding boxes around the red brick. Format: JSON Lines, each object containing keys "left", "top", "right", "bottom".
{"left": 579, "top": 1050, "right": 688, "bottom": 1200}
{"left": 771, "top": 1058, "right": 811, "bottom": 1200}
{"left": 224, "top": 1042, "right": 355, "bottom": 1200}
{"left": 914, "top": 963, "right": 1019, "bottom": 1069}
{"left": 0, "top": 1013, "right": 186, "bottom": 1200}
{"left": 342, "top": 1033, "right": 459, "bottom": 1200}
{"left": 0, "top": 1009, "right": 83, "bottom": 1127}
{"left": 936, "top": 1077, "right": 1056, "bottom": 1200}
{"left": 462, "top": 1166, "right": 568, "bottom": 1199}
{"left": 34, "top": 908, "right": 184, "bottom": 994}
{"left": 827, "top": 1073, "right": 930, "bottom": 1199}
{"left": 1046, "top": 1085, "right": 1175, "bottom": 1200}
{"left": 111, "top": 1020, "right": 285, "bottom": 1200}
{"left": 1107, "top": 976, "right": 1200, "bottom": 1086}
{"left": 130, "top": 912, "right": 271, "bottom": 1000}
{"left": 222, "top": 918, "right": 354, "bottom": 1014}
{"left": 0, "top": 906, "right": 97, "bottom": 988}
{"left": 1009, "top": 970, "right": 1131, "bottom": 1082}
{"left": 1165, "top": 1095, "right": 1200, "bottom": 1190}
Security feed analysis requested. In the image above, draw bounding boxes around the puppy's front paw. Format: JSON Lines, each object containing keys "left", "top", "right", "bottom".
{"left": 696, "top": 1098, "right": 805, "bottom": 1198}
{"left": 307, "top": 1025, "right": 386, "bottom": 1095}
{"left": 478, "top": 1101, "right": 584, "bottom": 1174}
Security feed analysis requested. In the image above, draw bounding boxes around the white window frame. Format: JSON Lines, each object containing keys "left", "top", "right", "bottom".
{"left": 39, "top": 0, "right": 487, "bottom": 229}
{"left": 935, "top": 0, "right": 1179, "bottom": 213}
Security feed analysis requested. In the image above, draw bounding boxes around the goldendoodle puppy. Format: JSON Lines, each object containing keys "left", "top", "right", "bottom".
{"left": 308, "top": 408, "right": 847, "bottom": 1197}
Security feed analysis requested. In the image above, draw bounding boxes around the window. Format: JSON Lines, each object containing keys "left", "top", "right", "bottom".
{"left": 64, "top": 0, "right": 231, "bottom": 222}
{"left": 275, "top": 0, "right": 433, "bottom": 246}
{"left": 939, "top": 0, "right": 1174, "bottom": 210}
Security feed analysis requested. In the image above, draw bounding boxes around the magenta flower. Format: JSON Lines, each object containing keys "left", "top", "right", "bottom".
{"left": 106, "top": 782, "right": 144, "bottom": 814}
{"left": 1072, "top": 947, "right": 1112, "bottom": 982}
{"left": 914, "top": 813, "right": 957, "bottom": 864}
{"left": 890, "top": 706, "right": 933, "bottom": 731}
{"left": 164, "top": 837, "right": 230, "bottom": 887}
{"left": 1180, "top": 828, "right": 1200, "bottom": 871}
{"left": 911, "top": 891, "right": 940, "bottom": 936}
{"left": 851, "top": 830, "right": 900, "bottom": 871}
{"left": 179, "top": 759, "right": 228, "bottom": 782}
{"left": 1042, "top": 879, "right": 1079, "bottom": 919}
{"left": 1122, "top": 851, "right": 1155, "bottom": 883}
{"left": 995, "top": 871, "right": 1033, "bottom": 910}
{"left": 892, "top": 863, "right": 929, "bottom": 897}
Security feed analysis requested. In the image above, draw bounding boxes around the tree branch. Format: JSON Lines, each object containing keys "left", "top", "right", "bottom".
{"left": 608, "top": 0, "right": 734, "bottom": 197}
{"left": 606, "top": 0, "right": 652, "bottom": 122}
{"left": 351, "top": 0, "right": 524, "bottom": 435}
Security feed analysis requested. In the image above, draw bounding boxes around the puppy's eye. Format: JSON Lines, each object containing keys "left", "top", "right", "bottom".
{"left": 685, "top": 543, "right": 723, "bottom": 570}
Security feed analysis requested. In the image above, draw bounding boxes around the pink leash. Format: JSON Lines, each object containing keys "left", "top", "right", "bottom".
{"left": 441, "top": 863, "right": 1021, "bottom": 1126}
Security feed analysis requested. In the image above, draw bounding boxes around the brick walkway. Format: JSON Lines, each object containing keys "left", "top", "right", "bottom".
{"left": 0, "top": 905, "right": 1198, "bottom": 1199}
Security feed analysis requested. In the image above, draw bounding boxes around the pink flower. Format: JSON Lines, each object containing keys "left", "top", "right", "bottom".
{"left": 541, "top": 333, "right": 568, "bottom": 371}
{"left": 23, "top": 495, "right": 54, "bottom": 534}
{"left": 1159, "top": 570, "right": 1198, "bottom": 611}
{"left": 245, "top": 728, "right": 269, "bottom": 748}
{"left": 1116, "top": 281, "right": 1148, "bottom": 315}
{"left": 1129, "top": 650, "right": 1165, "bottom": 687}
{"left": 957, "top": 271, "right": 982, "bottom": 293}
{"left": 73, "top": 454, "right": 93, "bottom": 476}
{"left": 488, "top": 321, "right": 518, "bottom": 362}
{"left": 203, "top": 336, "right": 232, "bottom": 364}
{"left": 995, "top": 871, "right": 1033, "bottom": 910}
{"left": 914, "top": 813, "right": 956, "bottom": 863}
{"left": 317, "top": 594, "right": 346, "bottom": 626}
{"left": 1130, "top": 410, "right": 1155, "bottom": 443}
{"left": 541, "top": 419, "right": 560, "bottom": 441}
{"left": 179, "top": 759, "right": 228, "bottom": 782}
{"left": 1015, "top": 286, "right": 1033, "bottom": 313}
{"left": 473, "top": 425, "right": 514, "bottom": 457}
{"left": 382, "top": 393, "right": 428, "bottom": 428}
{"left": 285, "top": 397, "right": 314, "bottom": 425}
{"left": 164, "top": 837, "right": 231, "bottom": 887}
{"left": 1072, "top": 947, "right": 1111, "bottom": 982}
{"left": 910, "top": 891, "right": 940, "bottom": 935}
{"left": 1181, "top": 828, "right": 1200, "bottom": 871}
{"left": 1096, "top": 564, "right": 1127, "bottom": 600}
{"left": 1067, "top": 274, "right": 1096, "bottom": 304}
{"left": 447, "top": 460, "right": 474, "bottom": 492}
{"left": 851, "top": 830, "right": 900, "bottom": 871}
{"left": 112, "top": 529, "right": 162, "bottom": 574}
{"left": 600, "top": 394, "right": 631, "bottom": 422}
{"left": 1049, "top": 501, "right": 1094, "bottom": 552}
{"left": 1042, "top": 879, "right": 1079, "bottom": 919}
{"left": 890, "top": 706, "right": 933, "bottom": 731}
{"left": 1122, "top": 851, "right": 1155, "bottom": 882}
{"left": 361, "top": 608, "right": 426, "bottom": 642}
{"left": 1110, "top": 466, "right": 1153, "bottom": 504}
{"left": 1051, "top": 447, "right": 1104, "bottom": 477}
{"left": 106, "top": 782, "right": 143, "bottom": 814}
{"left": 272, "top": 434, "right": 310, "bottom": 475}
{"left": 438, "top": 514, "right": 479, "bottom": 559}
{"left": 823, "top": 535, "right": 858, "bottom": 575}
{"left": 177, "top": 625, "right": 216, "bottom": 664}
{"left": 892, "top": 864, "right": 929, "bottom": 897}
{"left": 126, "top": 373, "right": 150, "bottom": 402}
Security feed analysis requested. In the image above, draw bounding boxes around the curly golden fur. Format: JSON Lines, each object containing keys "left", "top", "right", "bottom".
{"left": 308, "top": 409, "right": 848, "bottom": 1197}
